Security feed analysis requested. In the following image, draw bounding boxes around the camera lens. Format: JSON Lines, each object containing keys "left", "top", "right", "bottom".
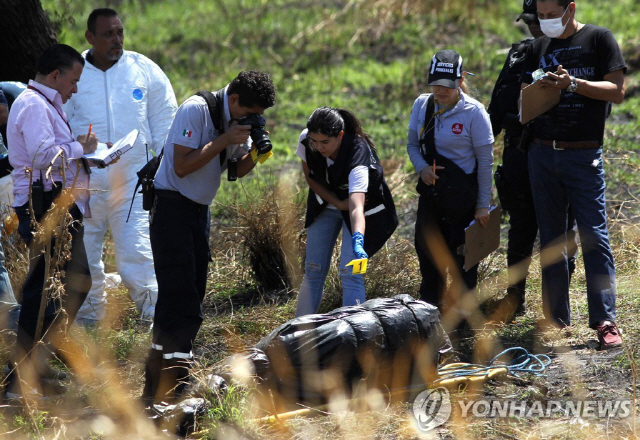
{"left": 251, "top": 128, "right": 272, "bottom": 155}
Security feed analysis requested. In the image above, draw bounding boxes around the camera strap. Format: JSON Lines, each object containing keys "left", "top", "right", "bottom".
{"left": 195, "top": 89, "right": 226, "bottom": 166}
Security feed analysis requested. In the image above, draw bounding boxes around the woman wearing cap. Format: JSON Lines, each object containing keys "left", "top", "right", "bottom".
{"left": 407, "top": 49, "right": 494, "bottom": 315}
{"left": 295, "top": 107, "right": 398, "bottom": 317}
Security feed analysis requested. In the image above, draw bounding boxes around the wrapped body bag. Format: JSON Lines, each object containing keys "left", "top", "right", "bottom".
{"left": 416, "top": 94, "right": 477, "bottom": 224}
{"left": 127, "top": 89, "right": 226, "bottom": 221}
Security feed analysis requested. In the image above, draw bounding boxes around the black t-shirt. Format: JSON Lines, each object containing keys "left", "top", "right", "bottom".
{"left": 521, "top": 24, "right": 626, "bottom": 142}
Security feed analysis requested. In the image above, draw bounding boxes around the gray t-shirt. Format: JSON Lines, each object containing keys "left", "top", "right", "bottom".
{"left": 154, "top": 89, "right": 249, "bottom": 205}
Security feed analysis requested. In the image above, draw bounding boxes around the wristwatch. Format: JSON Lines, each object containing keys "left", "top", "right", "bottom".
{"left": 567, "top": 76, "right": 578, "bottom": 93}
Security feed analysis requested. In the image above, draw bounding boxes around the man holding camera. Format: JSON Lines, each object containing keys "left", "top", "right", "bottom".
{"left": 520, "top": 0, "right": 625, "bottom": 349}
{"left": 142, "top": 70, "right": 276, "bottom": 405}
{"left": 5, "top": 44, "right": 97, "bottom": 399}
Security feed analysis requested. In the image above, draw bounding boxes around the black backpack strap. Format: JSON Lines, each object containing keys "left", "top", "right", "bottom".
{"left": 419, "top": 94, "right": 437, "bottom": 162}
{"left": 195, "top": 89, "right": 227, "bottom": 166}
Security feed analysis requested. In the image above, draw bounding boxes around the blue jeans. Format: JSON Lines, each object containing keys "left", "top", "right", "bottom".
{"left": 528, "top": 143, "right": 616, "bottom": 328}
{"left": 295, "top": 208, "right": 365, "bottom": 317}
{"left": 0, "top": 229, "right": 19, "bottom": 334}
{"left": 502, "top": 142, "right": 578, "bottom": 299}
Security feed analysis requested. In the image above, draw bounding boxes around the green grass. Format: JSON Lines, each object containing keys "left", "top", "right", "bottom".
{"left": 42, "top": 0, "right": 640, "bottom": 165}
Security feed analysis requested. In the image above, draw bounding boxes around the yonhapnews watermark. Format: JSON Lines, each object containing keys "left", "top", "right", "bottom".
{"left": 412, "top": 388, "right": 632, "bottom": 432}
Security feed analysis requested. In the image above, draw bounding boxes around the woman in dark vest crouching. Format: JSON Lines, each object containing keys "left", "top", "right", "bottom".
{"left": 295, "top": 107, "right": 397, "bottom": 317}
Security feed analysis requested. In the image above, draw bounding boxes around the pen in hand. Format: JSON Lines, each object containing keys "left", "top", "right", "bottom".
{"left": 87, "top": 124, "right": 92, "bottom": 137}
{"left": 432, "top": 159, "right": 436, "bottom": 185}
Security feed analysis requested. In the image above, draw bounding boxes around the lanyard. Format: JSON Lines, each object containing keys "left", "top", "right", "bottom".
{"left": 419, "top": 91, "right": 461, "bottom": 139}
{"left": 27, "top": 85, "right": 73, "bottom": 135}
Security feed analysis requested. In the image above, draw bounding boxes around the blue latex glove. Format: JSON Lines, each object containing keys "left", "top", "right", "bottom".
{"left": 351, "top": 232, "right": 368, "bottom": 260}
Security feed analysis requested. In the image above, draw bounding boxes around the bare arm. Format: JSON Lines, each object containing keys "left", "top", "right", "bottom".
{"left": 348, "top": 192, "right": 365, "bottom": 235}
{"left": 236, "top": 150, "right": 257, "bottom": 178}
{"left": 173, "top": 123, "right": 251, "bottom": 178}
{"left": 300, "top": 160, "right": 348, "bottom": 210}
{"left": 539, "top": 66, "right": 625, "bottom": 104}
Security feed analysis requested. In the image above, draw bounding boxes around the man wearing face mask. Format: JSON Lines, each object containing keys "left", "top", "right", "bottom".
{"left": 488, "top": 0, "right": 578, "bottom": 322}
{"left": 520, "top": 0, "right": 626, "bottom": 349}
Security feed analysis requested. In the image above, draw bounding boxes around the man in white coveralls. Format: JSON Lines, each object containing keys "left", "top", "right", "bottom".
{"left": 65, "top": 8, "right": 177, "bottom": 326}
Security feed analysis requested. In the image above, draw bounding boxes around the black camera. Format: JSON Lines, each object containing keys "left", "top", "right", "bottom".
{"left": 32, "top": 180, "right": 62, "bottom": 218}
{"left": 236, "top": 114, "right": 272, "bottom": 156}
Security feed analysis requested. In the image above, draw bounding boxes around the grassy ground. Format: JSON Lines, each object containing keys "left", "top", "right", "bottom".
{"left": 2, "top": 0, "right": 640, "bottom": 438}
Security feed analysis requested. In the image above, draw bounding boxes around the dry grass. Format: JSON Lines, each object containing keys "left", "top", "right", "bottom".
{"left": 0, "top": 203, "right": 29, "bottom": 300}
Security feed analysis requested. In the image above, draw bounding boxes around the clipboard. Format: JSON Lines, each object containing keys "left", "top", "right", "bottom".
{"left": 84, "top": 129, "right": 139, "bottom": 167}
{"left": 460, "top": 205, "right": 501, "bottom": 271}
{"left": 519, "top": 82, "right": 561, "bottom": 124}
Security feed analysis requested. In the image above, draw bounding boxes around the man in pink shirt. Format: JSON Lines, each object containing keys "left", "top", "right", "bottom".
{"left": 5, "top": 44, "right": 98, "bottom": 401}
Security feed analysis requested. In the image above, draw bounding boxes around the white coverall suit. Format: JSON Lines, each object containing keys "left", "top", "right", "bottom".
{"left": 65, "top": 50, "right": 177, "bottom": 322}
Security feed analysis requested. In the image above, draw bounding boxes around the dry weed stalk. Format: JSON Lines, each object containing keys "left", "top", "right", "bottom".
{"left": 0, "top": 203, "right": 29, "bottom": 299}
{"left": 10, "top": 151, "right": 91, "bottom": 432}
{"left": 25, "top": 150, "right": 81, "bottom": 342}
{"left": 220, "top": 175, "right": 305, "bottom": 293}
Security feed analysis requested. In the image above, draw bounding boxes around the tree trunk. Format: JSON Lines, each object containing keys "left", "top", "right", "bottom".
{"left": 0, "top": 0, "right": 57, "bottom": 83}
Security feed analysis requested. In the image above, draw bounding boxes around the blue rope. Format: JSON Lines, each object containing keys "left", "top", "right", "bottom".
{"left": 437, "top": 347, "right": 551, "bottom": 380}
{"left": 488, "top": 347, "right": 552, "bottom": 377}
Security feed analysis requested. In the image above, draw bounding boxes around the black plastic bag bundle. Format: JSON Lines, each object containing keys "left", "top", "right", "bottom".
{"left": 251, "top": 294, "right": 451, "bottom": 410}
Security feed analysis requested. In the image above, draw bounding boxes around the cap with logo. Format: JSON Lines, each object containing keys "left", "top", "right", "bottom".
{"left": 428, "top": 50, "right": 463, "bottom": 89}
{"left": 517, "top": 0, "right": 538, "bottom": 23}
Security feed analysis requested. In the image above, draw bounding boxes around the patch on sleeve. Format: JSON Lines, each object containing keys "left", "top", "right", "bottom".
{"left": 182, "top": 129, "right": 193, "bottom": 138}
{"left": 132, "top": 88, "right": 144, "bottom": 100}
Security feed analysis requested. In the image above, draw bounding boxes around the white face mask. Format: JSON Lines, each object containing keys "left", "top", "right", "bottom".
{"left": 539, "top": 5, "right": 570, "bottom": 38}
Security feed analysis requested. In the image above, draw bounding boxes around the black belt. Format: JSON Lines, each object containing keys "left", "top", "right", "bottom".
{"left": 532, "top": 138, "right": 601, "bottom": 150}
{"left": 155, "top": 189, "right": 206, "bottom": 207}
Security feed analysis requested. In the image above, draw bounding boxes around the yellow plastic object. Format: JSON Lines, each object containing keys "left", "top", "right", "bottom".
{"left": 251, "top": 149, "right": 274, "bottom": 164}
{"left": 432, "top": 363, "right": 509, "bottom": 391}
{"left": 346, "top": 258, "right": 368, "bottom": 275}
{"left": 3, "top": 212, "right": 18, "bottom": 235}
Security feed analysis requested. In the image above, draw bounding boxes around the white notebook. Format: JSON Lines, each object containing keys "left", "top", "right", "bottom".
{"left": 84, "top": 129, "right": 139, "bottom": 167}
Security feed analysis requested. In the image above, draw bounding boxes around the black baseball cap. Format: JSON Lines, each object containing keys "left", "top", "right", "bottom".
{"left": 517, "top": 0, "right": 538, "bottom": 23}
{"left": 428, "top": 50, "right": 463, "bottom": 89}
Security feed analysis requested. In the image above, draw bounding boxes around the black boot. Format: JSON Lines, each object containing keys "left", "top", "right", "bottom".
{"left": 141, "top": 349, "right": 163, "bottom": 407}
{"left": 158, "top": 358, "right": 191, "bottom": 404}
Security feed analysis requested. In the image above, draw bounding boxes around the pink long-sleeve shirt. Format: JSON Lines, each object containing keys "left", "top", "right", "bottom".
{"left": 7, "top": 80, "right": 90, "bottom": 215}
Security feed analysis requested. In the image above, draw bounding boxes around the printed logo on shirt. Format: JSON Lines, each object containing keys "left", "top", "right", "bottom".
{"left": 452, "top": 123, "right": 463, "bottom": 135}
{"left": 132, "top": 88, "right": 144, "bottom": 101}
{"left": 182, "top": 129, "right": 193, "bottom": 138}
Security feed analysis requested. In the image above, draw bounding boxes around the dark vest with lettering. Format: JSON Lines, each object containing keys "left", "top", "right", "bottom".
{"left": 303, "top": 133, "right": 398, "bottom": 257}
